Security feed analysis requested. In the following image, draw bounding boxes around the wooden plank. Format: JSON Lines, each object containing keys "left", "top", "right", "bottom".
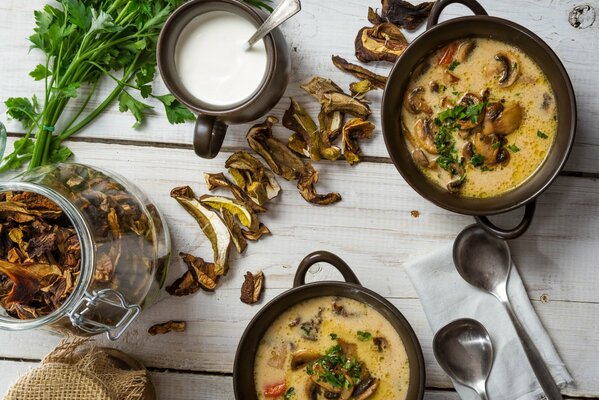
{"left": 0, "top": 0, "right": 598, "bottom": 173}
{"left": 0, "top": 141, "right": 598, "bottom": 395}
{"left": 0, "top": 360, "right": 595, "bottom": 399}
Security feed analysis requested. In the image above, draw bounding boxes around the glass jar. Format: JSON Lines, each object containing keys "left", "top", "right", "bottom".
{"left": 0, "top": 163, "right": 170, "bottom": 340}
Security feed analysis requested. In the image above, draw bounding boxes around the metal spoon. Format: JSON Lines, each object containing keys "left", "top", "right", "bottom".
{"left": 434, "top": 318, "right": 494, "bottom": 400}
{"left": 243, "top": 0, "right": 301, "bottom": 50}
{"left": 453, "top": 225, "right": 563, "bottom": 400}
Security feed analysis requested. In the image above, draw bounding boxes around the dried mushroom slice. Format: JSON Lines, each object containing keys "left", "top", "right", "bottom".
{"left": 204, "top": 172, "right": 267, "bottom": 214}
{"left": 221, "top": 209, "right": 248, "bottom": 254}
{"left": 301, "top": 77, "right": 344, "bottom": 101}
{"left": 242, "top": 223, "right": 271, "bottom": 241}
{"left": 148, "top": 321, "right": 186, "bottom": 335}
{"left": 180, "top": 252, "right": 218, "bottom": 291}
{"left": 170, "top": 187, "right": 230, "bottom": 276}
{"left": 320, "top": 92, "right": 370, "bottom": 119}
{"left": 370, "top": 0, "right": 434, "bottom": 30}
{"left": 355, "top": 23, "right": 408, "bottom": 63}
{"left": 350, "top": 80, "right": 376, "bottom": 99}
{"left": 199, "top": 195, "right": 259, "bottom": 232}
{"left": 247, "top": 117, "right": 306, "bottom": 181}
{"left": 283, "top": 98, "right": 322, "bottom": 161}
{"left": 332, "top": 55, "right": 388, "bottom": 89}
{"left": 225, "top": 152, "right": 281, "bottom": 203}
{"left": 166, "top": 270, "right": 200, "bottom": 296}
{"left": 342, "top": 118, "right": 376, "bottom": 165}
{"left": 297, "top": 163, "right": 342, "bottom": 205}
{"left": 240, "top": 271, "right": 265, "bottom": 304}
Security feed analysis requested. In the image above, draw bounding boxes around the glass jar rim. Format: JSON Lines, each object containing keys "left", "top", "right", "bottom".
{"left": 0, "top": 181, "right": 95, "bottom": 330}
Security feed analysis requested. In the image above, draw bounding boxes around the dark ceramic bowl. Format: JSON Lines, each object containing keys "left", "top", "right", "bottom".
{"left": 382, "top": 0, "right": 577, "bottom": 239}
{"left": 233, "top": 251, "right": 425, "bottom": 399}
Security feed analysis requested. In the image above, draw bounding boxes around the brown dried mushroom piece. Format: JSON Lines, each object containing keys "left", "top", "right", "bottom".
{"left": 221, "top": 209, "right": 248, "bottom": 254}
{"left": 247, "top": 117, "right": 306, "bottom": 181}
{"left": 204, "top": 172, "right": 267, "bottom": 214}
{"left": 301, "top": 77, "right": 344, "bottom": 101}
{"left": 332, "top": 55, "right": 388, "bottom": 89}
{"left": 283, "top": 98, "right": 322, "bottom": 161}
{"left": 170, "top": 187, "right": 230, "bottom": 276}
{"left": 242, "top": 223, "right": 271, "bottom": 241}
{"left": 350, "top": 80, "right": 377, "bottom": 99}
{"left": 148, "top": 320, "right": 186, "bottom": 335}
{"left": 225, "top": 152, "right": 281, "bottom": 205}
{"left": 297, "top": 163, "right": 342, "bottom": 205}
{"left": 301, "top": 77, "right": 346, "bottom": 146}
{"left": 179, "top": 252, "right": 218, "bottom": 291}
{"left": 342, "top": 118, "right": 376, "bottom": 165}
{"left": 369, "top": 0, "right": 434, "bottom": 30}
{"left": 320, "top": 91, "right": 371, "bottom": 120}
{"left": 355, "top": 23, "right": 408, "bottom": 63}
{"left": 240, "top": 271, "right": 264, "bottom": 304}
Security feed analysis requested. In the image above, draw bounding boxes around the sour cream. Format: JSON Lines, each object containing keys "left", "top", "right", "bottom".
{"left": 175, "top": 11, "right": 268, "bottom": 107}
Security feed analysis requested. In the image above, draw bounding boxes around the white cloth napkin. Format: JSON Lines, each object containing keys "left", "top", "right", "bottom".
{"left": 404, "top": 244, "right": 573, "bottom": 400}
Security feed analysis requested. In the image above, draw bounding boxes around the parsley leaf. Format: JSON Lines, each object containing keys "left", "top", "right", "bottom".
{"left": 329, "top": 333, "right": 338, "bottom": 340}
{"left": 448, "top": 60, "right": 460, "bottom": 71}
{"left": 470, "top": 154, "right": 485, "bottom": 167}
{"left": 118, "top": 91, "right": 153, "bottom": 129}
{"left": 357, "top": 331, "right": 372, "bottom": 341}
{"left": 154, "top": 94, "right": 195, "bottom": 125}
{"left": 284, "top": 387, "right": 295, "bottom": 400}
{"left": 507, "top": 144, "right": 520, "bottom": 153}
{"left": 29, "top": 64, "right": 52, "bottom": 81}
{"left": 4, "top": 97, "right": 39, "bottom": 129}
{"left": 537, "top": 130, "right": 548, "bottom": 139}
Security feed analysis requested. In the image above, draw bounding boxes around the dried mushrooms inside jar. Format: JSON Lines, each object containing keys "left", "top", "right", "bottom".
{"left": 0, "top": 191, "right": 81, "bottom": 320}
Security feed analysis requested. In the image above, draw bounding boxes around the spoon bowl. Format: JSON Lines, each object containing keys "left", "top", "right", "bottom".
{"left": 453, "top": 224, "right": 512, "bottom": 297}
{"left": 434, "top": 318, "right": 493, "bottom": 399}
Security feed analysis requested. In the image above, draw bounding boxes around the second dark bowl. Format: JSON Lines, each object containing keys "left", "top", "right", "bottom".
{"left": 381, "top": 0, "right": 576, "bottom": 238}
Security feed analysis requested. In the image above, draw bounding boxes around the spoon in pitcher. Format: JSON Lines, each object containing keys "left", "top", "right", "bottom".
{"left": 243, "top": 0, "right": 302, "bottom": 50}
{"left": 453, "top": 224, "right": 563, "bottom": 400}
{"left": 434, "top": 318, "right": 494, "bottom": 400}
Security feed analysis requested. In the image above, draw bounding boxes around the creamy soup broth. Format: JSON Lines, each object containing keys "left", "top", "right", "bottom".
{"left": 254, "top": 296, "right": 410, "bottom": 399}
{"left": 401, "top": 38, "right": 557, "bottom": 197}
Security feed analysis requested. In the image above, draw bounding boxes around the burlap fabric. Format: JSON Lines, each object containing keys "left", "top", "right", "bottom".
{"left": 4, "top": 339, "right": 148, "bottom": 400}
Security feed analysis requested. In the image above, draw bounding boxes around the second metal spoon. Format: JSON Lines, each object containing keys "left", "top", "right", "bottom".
{"left": 453, "top": 224, "right": 563, "bottom": 400}
{"left": 434, "top": 318, "right": 494, "bottom": 400}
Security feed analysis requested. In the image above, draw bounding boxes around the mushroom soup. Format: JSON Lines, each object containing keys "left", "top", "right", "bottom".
{"left": 254, "top": 296, "right": 410, "bottom": 399}
{"left": 401, "top": 38, "right": 557, "bottom": 197}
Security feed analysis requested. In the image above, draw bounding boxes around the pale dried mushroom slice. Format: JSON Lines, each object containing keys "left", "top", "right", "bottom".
{"left": 246, "top": 116, "right": 306, "bottom": 181}
{"left": 350, "top": 80, "right": 377, "bottom": 99}
{"left": 332, "top": 55, "right": 388, "bottom": 89}
{"left": 355, "top": 23, "right": 408, "bottom": 63}
{"left": 200, "top": 195, "right": 259, "bottom": 232}
{"left": 301, "top": 76, "right": 345, "bottom": 101}
{"left": 240, "top": 271, "right": 264, "bottom": 304}
{"left": 297, "top": 163, "right": 342, "bottom": 205}
{"left": 225, "top": 151, "right": 281, "bottom": 203}
{"left": 320, "top": 91, "right": 371, "bottom": 119}
{"left": 148, "top": 320, "right": 186, "bottom": 335}
{"left": 342, "top": 118, "right": 376, "bottom": 165}
{"left": 319, "top": 109, "right": 344, "bottom": 143}
{"left": 203, "top": 172, "right": 267, "bottom": 214}
{"left": 170, "top": 186, "right": 231, "bottom": 276}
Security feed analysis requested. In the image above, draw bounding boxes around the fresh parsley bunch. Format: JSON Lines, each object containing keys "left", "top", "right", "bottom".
{"left": 2, "top": 0, "right": 272, "bottom": 172}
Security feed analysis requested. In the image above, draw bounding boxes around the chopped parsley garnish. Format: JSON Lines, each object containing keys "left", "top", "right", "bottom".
{"left": 507, "top": 144, "right": 520, "bottom": 153}
{"left": 537, "top": 130, "right": 549, "bottom": 139}
{"left": 284, "top": 387, "right": 295, "bottom": 400}
{"left": 329, "top": 333, "right": 338, "bottom": 340}
{"left": 470, "top": 154, "right": 485, "bottom": 167}
{"left": 492, "top": 142, "right": 501, "bottom": 149}
{"left": 481, "top": 166, "right": 494, "bottom": 172}
{"left": 357, "top": 331, "right": 372, "bottom": 341}
{"left": 306, "top": 344, "right": 365, "bottom": 390}
{"left": 448, "top": 60, "right": 460, "bottom": 71}
{"left": 452, "top": 90, "right": 460, "bottom": 97}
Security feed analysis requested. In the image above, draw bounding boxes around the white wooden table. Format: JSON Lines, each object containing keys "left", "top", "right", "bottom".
{"left": 0, "top": 0, "right": 598, "bottom": 398}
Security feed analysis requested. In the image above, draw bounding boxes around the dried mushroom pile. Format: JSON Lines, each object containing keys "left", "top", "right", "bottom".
{"left": 165, "top": 0, "right": 435, "bottom": 307}
{"left": 0, "top": 191, "right": 81, "bottom": 319}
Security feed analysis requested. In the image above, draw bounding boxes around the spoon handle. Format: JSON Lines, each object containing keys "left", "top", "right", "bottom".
{"left": 246, "top": 0, "right": 301, "bottom": 49}
{"left": 502, "top": 300, "right": 563, "bottom": 400}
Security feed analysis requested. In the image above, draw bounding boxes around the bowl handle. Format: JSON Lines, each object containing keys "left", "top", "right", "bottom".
{"left": 293, "top": 251, "right": 361, "bottom": 287}
{"left": 426, "top": 0, "right": 488, "bottom": 29}
{"left": 474, "top": 200, "right": 537, "bottom": 240}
